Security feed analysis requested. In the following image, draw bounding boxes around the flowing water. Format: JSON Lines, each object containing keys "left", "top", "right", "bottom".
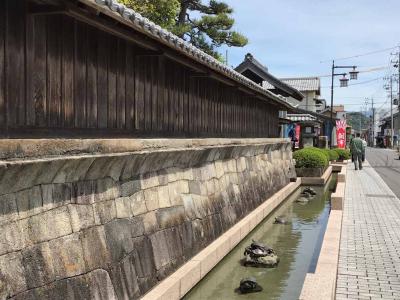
{"left": 184, "top": 174, "right": 337, "bottom": 300}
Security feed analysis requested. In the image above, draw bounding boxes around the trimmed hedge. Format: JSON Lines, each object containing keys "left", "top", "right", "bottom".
{"left": 333, "top": 148, "right": 351, "bottom": 160}
{"left": 293, "top": 147, "right": 329, "bottom": 168}
{"left": 320, "top": 148, "right": 339, "bottom": 161}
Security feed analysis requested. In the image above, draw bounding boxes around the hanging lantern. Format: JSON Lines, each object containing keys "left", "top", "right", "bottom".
{"left": 339, "top": 75, "right": 349, "bottom": 87}
{"left": 349, "top": 66, "right": 359, "bottom": 80}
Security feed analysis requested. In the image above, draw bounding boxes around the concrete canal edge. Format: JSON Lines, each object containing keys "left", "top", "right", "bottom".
{"left": 299, "top": 162, "right": 348, "bottom": 300}
{"left": 141, "top": 178, "right": 302, "bottom": 300}
{"left": 300, "top": 165, "right": 333, "bottom": 186}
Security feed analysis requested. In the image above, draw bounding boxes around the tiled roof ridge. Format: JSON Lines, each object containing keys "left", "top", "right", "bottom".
{"left": 78, "top": 0, "right": 292, "bottom": 108}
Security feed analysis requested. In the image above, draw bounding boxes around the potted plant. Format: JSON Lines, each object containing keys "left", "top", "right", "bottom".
{"left": 293, "top": 147, "right": 329, "bottom": 177}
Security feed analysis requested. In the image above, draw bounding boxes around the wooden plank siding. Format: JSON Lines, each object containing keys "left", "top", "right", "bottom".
{"left": 0, "top": 1, "right": 280, "bottom": 138}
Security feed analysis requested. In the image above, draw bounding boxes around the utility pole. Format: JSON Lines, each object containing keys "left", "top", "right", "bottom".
{"left": 390, "top": 76, "right": 394, "bottom": 148}
{"left": 330, "top": 60, "right": 359, "bottom": 148}
{"left": 398, "top": 46, "right": 400, "bottom": 108}
{"left": 366, "top": 97, "right": 375, "bottom": 147}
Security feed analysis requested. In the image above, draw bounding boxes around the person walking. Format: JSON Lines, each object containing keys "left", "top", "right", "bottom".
{"left": 350, "top": 133, "right": 365, "bottom": 170}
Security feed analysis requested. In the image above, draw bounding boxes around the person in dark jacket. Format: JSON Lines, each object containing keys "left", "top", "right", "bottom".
{"left": 350, "top": 133, "right": 365, "bottom": 170}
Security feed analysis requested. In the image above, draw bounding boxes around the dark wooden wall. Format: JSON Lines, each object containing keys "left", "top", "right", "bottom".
{"left": 0, "top": 0, "right": 279, "bottom": 138}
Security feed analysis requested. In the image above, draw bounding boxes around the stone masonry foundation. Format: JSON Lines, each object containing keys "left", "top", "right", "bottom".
{"left": 0, "top": 139, "right": 295, "bottom": 300}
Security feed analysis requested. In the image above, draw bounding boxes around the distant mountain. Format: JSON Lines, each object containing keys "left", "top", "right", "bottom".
{"left": 347, "top": 112, "right": 370, "bottom": 132}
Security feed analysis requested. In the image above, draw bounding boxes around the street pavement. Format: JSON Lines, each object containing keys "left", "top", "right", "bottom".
{"left": 365, "top": 147, "right": 400, "bottom": 199}
{"left": 336, "top": 160, "right": 400, "bottom": 300}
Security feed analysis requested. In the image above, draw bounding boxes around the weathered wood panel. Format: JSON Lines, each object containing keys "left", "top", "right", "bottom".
{"left": 0, "top": 1, "right": 6, "bottom": 129}
{"left": 61, "top": 16, "right": 75, "bottom": 128}
{"left": 1, "top": 1, "right": 281, "bottom": 139}
{"left": 6, "top": 0, "right": 26, "bottom": 127}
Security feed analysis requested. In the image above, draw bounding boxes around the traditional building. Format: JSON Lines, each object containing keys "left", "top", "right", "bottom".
{"left": 0, "top": 1, "right": 293, "bottom": 139}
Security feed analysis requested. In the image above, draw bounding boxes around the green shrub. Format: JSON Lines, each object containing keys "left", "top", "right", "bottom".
{"left": 316, "top": 148, "right": 330, "bottom": 162}
{"left": 328, "top": 149, "right": 339, "bottom": 161}
{"left": 293, "top": 148, "right": 329, "bottom": 168}
{"left": 319, "top": 148, "right": 339, "bottom": 161}
{"left": 333, "top": 148, "right": 351, "bottom": 160}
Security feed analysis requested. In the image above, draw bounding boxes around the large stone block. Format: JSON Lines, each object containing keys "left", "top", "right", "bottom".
{"left": 15, "top": 186, "right": 43, "bottom": 219}
{"left": 23, "top": 206, "right": 72, "bottom": 245}
{"left": 0, "top": 221, "right": 27, "bottom": 255}
{"left": 149, "top": 230, "right": 170, "bottom": 271}
{"left": 104, "top": 219, "right": 135, "bottom": 263}
{"left": 144, "top": 187, "right": 159, "bottom": 211}
{"left": 0, "top": 193, "right": 18, "bottom": 225}
{"left": 0, "top": 163, "right": 42, "bottom": 195}
{"left": 94, "top": 178, "right": 120, "bottom": 202}
{"left": 164, "top": 226, "right": 184, "bottom": 262}
{"left": 168, "top": 181, "right": 189, "bottom": 206}
{"left": 48, "top": 233, "right": 86, "bottom": 280}
{"left": 157, "top": 185, "right": 171, "bottom": 208}
{"left": 115, "top": 197, "right": 133, "bottom": 219}
{"left": 21, "top": 242, "right": 54, "bottom": 289}
{"left": 131, "top": 236, "right": 156, "bottom": 279}
{"left": 188, "top": 181, "right": 207, "bottom": 196}
{"left": 80, "top": 226, "right": 111, "bottom": 270}
{"left": 130, "top": 191, "right": 147, "bottom": 216}
{"left": 86, "top": 269, "right": 118, "bottom": 300}
{"left": 71, "top": 180, "right": 95, "bottom": 204}
{"left": 93, "top": 199, "right": 117, "bottom": 225}
{"left": 120, "top": 154, "right": 146, "bottom": 181}
{"left": 109, "top": 254, "right": 140, "bottom": 300}
{"left": 142, "top": 211, "right": 159, "bottom": 234}
{"left": 156, "top": 206, "right": 185, "bottom": 229}
{"left": 140, "top": 172, "right": 159, "bottom": 190}
{"left": 0, "top": 252, "right": 27, "bottom": 298}
{"left": 11, "top": 269, "right": 116, "bottom": 300}
{"left": 120, "top": 179, "right": 141, "bottom": 197}
{"left": 68, "top": 204, "right": 95, "bottom": 232}
{"left": 214, "top": 161, "right": 224, "bottom": 179}
{"left": 53, "top": 157, "right": 96, "bottom": 183}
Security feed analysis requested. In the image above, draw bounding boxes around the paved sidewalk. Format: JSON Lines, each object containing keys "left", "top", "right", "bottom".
{"left": 336, "top": 161, "right": 400, "bottom": 300}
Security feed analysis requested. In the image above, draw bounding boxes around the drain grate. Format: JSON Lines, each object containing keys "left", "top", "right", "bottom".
{"left": 365, "top": 194, "right": 396, "bottom": 198}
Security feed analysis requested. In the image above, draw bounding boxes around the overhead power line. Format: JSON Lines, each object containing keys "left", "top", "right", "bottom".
{"left": 320, "top": 46, "right": 398, "bottom": 63}
{"left": 321, "top": 76, "right": 383, "bottom": 88}
{"left": 317, "top": 65, "right": 388, "bottom": 78}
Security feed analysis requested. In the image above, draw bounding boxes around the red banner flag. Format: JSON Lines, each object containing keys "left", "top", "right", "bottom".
{"left": 336, "top": 120, "right": 347, "bottom": 149}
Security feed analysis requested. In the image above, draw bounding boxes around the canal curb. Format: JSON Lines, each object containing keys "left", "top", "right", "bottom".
{"left": 141, "top": 178, "right": 302, "bottom": 300}
{"left": 301, "top": 165, "right": 333, "bottom": 186}
{"left": 299, "top": 162, "right": 347, "bottom": 300}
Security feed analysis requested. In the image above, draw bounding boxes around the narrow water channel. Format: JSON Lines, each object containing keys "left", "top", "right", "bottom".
{"left": 184, "top": 174, "right": 337, "bottom": 300}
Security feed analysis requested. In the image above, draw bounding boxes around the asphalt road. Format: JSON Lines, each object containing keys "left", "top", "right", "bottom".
{"left": 366, "top": 147, "right": 400, "bottom": 198}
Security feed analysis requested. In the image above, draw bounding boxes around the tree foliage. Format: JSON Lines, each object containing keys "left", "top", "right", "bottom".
{"left": 120, "top": 0, "right": 180, "bottom": 29}
{"left": 119, "top": 0, "right": 248, "bottom": 60}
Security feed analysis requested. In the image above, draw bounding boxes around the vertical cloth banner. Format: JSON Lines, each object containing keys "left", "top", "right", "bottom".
{"left": 336, "top": 120, "right": 347, "bottom": 149}
{"left": 295, "top": 124, "right": 301, "bottom": 148}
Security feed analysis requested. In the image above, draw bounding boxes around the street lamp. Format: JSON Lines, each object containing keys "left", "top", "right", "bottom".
{"left": 339, "top": 75, "right": 349, "bottom": 87}
{"left": 349, "top": 66, "right": 359, "bottom": 80}
{"left": 330, "top": 60, "right": 358, "bottom": 148}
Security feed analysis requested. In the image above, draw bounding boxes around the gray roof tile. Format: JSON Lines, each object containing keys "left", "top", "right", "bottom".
{"left": 264, "top": 77, "right": 320, "bottom": 92}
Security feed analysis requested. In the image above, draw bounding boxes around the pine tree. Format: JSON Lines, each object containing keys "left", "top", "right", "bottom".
{"left": 175, "top": 0, "right": 248, "bottom": 60}
{"left": 120, "top": 0, "right": 180, "bottom": 30}
{"left": 120, "top": 0, "right": 248, "bottom": 60}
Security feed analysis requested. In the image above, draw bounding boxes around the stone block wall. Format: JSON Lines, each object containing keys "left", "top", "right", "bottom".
{"left": 0, "top": 139, "right": 295, "bottom": 299}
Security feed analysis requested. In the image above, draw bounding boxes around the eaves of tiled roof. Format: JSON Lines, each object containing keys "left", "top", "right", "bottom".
{"left": 264, "top": 76, "right": 321, "bottom": 95}
{"left": 76, "top": 0, "right": 294, "bottom": 110}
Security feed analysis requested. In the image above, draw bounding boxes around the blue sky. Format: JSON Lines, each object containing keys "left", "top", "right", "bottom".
{"left": 219, "top": 0, "right": 400, "bottom": 114}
